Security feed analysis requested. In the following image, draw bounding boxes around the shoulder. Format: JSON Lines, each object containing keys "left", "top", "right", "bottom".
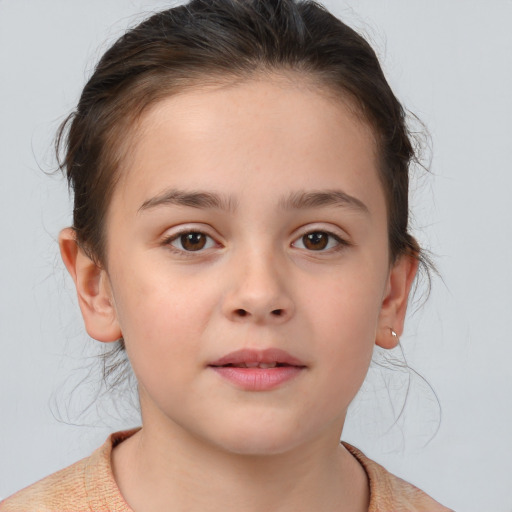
{"left": 342, "top": 442, "right": 454, "bottom": 512}
{"left": 0, "top": 455, "right": 90, "bottom": 512}
{"left": 0, "top": 428, "right": 139, "bottom": 512}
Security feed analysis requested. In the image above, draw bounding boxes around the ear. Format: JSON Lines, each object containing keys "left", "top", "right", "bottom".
{"left": 58, "top": 227, "right": 122, "bottom": 343}
{"left": 375, "top": 254, "right": 419, "bottom": 349}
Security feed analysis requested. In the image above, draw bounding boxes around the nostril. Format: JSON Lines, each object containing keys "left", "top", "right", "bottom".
{"left": 271, "top": 309, "right": 283, "bottom": 316}
{"left": 235, "top": 309, "right": 248, "bottom": 317}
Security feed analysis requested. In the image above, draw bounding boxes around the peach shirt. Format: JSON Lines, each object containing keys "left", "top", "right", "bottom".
{"left": 0, "top": 427, "right": 453, "bottom": 511}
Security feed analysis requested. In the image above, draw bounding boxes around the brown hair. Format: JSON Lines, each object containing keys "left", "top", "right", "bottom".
{"left": 57, "top": 0, "right": 425, "bottom": 269}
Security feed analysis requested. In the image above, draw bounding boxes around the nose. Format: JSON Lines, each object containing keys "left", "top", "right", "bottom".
{"left": 221, "top": 249, "right": 295, "bottom": 325}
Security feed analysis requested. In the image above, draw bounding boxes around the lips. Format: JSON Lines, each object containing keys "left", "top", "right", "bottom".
{"left": 208, "top": 348, "right": 306, "bottom": 368}
{"left": 221, "top": 361, "right": 280, "bottom": 368}
{"left": 208, "top": 348, "right": 306, "bottom": 391}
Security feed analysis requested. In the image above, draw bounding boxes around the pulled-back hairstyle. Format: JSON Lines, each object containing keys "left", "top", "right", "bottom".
{"left": 57, "top": 0, "right": 424, "bottom": 270}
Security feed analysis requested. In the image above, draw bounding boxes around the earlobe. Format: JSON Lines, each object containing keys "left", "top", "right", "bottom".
{"left": 375, "top": 254, "right": 419, "bottom": 349}
{"left": 58, "top": 227, "right": 122, "bottom": 343}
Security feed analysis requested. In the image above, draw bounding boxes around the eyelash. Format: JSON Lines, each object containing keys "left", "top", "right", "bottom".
{"left": 291, "top": 231, "right": 349, "bottom": 252}
{"left": 162, "top": 229, "right": 218, "bottom": 255}
{"left": 162, "top": 229, "right": 350, "bottom": 256}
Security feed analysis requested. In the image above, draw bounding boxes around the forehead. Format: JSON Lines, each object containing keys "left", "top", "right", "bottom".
{"left": 113, "top": 75, "right": 383, "bottom": 215}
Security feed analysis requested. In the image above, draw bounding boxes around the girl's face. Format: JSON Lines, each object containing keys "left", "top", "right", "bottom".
{"left": 66, "top": 76, "right": 416, "bottom": 455}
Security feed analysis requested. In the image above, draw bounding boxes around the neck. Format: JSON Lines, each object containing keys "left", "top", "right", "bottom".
{"left": 111, "top": 420, "right": 369, "bottom": 512}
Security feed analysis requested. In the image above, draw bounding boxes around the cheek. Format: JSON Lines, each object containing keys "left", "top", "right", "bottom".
{"left": 109, "top": 262, "right": 216, "bottom": 382}
{"left": 308, "top": 257, "right": 386, "bottom": 339}
{"left": 303, "top": 258, "right": 387, "bottom": 394}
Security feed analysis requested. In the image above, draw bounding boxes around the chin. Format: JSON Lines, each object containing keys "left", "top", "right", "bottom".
{"left": 205, "top": 419, "right": 310, "bottom": 457}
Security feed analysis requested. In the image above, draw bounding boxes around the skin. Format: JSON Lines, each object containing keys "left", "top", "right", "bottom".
{"left": 59, "top": 75, "right": 418, "bottom": 512}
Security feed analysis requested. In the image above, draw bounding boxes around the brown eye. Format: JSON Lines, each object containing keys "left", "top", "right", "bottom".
{"left": 181, "top": 233, "right": 206, "bottom": 251}
{"left": 293, "top": 231, "right": 344, "bottom": 252}
{"left": 169, "top": 232, "right": 215, "bottom": 252}
{"left": 303, "top": 232, "right": 328, "bottom": 250}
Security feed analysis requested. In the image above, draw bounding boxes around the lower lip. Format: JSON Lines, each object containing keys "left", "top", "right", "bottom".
{"left": 210, "top": 366, "right": 304, "bottom": 391}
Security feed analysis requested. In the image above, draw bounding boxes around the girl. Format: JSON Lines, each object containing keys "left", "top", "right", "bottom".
{"left": 1, "top": 0, "right": 454, "bottom": 510}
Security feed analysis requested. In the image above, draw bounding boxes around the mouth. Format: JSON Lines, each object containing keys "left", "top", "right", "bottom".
{"left": 208, "top": 348, "right": 306, "bottom": 391}
{"left": 208, "top": 348, "right": 306, "bottom": 368}
{"left": 215, "top": 362, "right": 290, "bottom": 368}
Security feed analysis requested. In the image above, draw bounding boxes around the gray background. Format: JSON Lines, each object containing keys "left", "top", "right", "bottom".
{"left": 1, "top": 1, "right": 511, "bottom": 510}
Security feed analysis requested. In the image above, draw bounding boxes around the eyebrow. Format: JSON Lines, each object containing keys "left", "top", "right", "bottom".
{"left": 279, "top": 190, "right": 369, "bottom": 214}
{"left": 138, "top": 188, "right": 369, "bottom": 215}
{"left": 138, "top": 189, "right": 237, "bottom": 214}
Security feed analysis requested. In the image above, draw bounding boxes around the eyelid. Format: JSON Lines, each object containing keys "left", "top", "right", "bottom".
{"left": 159, "top": 223, "right": 351, "bottom": 256}
{"left": 161, "top": 225, "right": 222, "bottom": 254}
{"left": 291, "top": 225, "right": 351, "bottom": 252}
{"left": 293, "top": 222, "right": 349, "bottom": 239}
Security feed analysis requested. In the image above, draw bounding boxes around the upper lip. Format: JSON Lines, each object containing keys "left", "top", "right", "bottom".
{"left": 209, "top": 348, "right": 306, "bottom": 367}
